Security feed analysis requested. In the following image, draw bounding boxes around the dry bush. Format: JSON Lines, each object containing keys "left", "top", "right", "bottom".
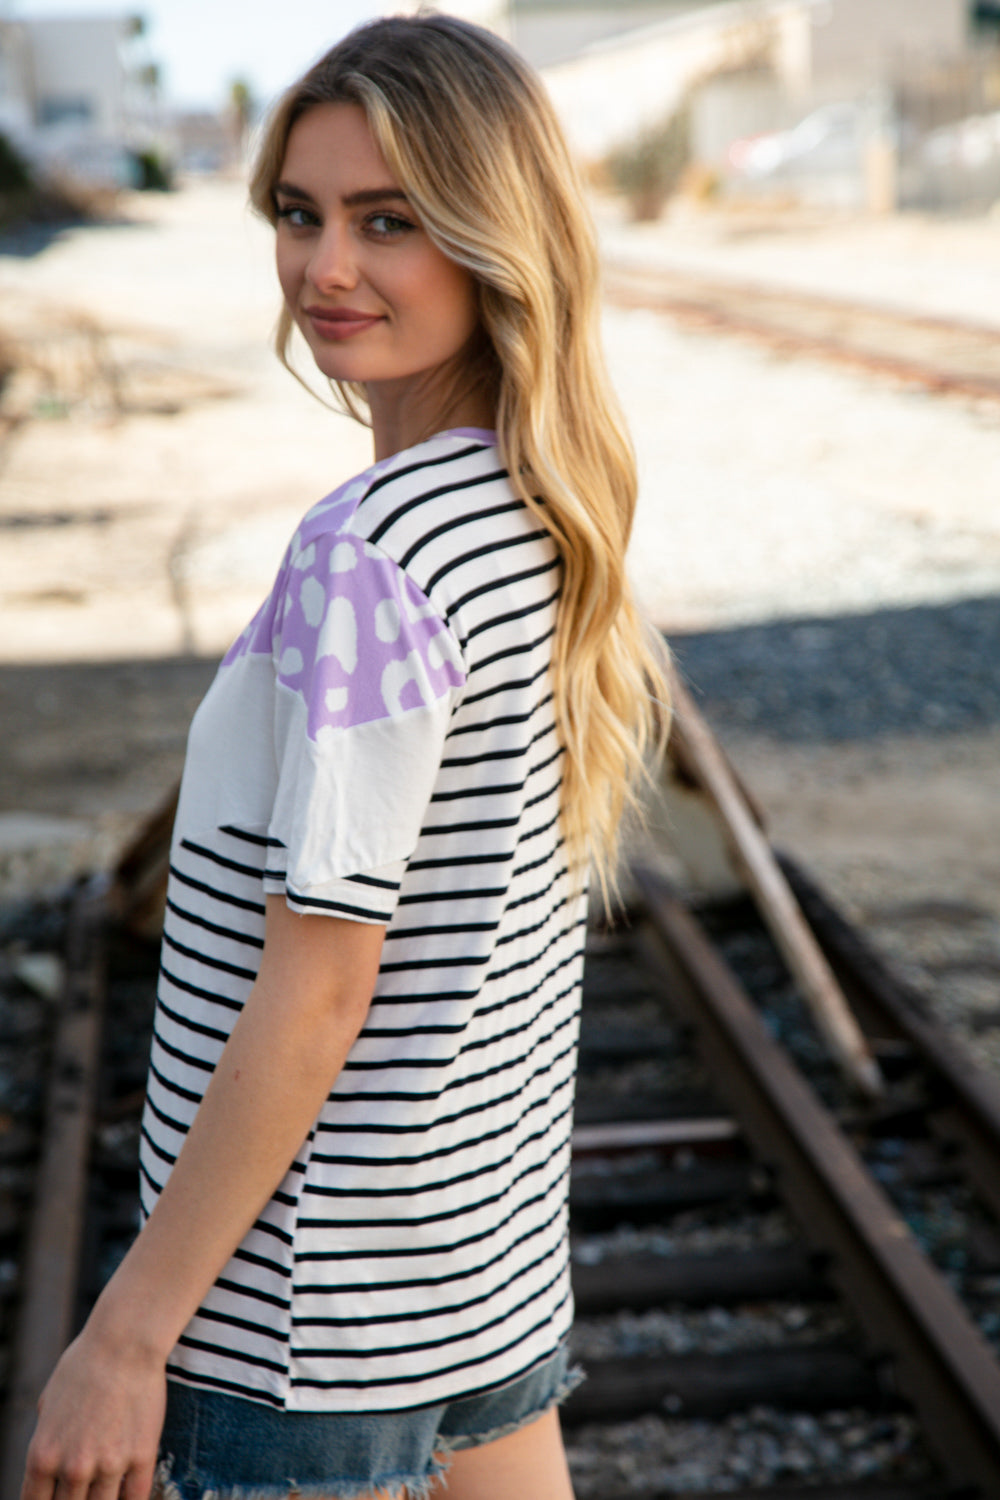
{"left": 604, "top": 100, "right": 692, "bottom": 221}
{"left": 0, "top": 130, "right": 120, "bottom": 232}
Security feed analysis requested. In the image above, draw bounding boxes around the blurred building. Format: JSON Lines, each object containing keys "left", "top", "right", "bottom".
{"left": 509, "top": 0, "right": 997, "bottom": 212}
{"left": 0, "top": 12, "right": 164, "bottom": 189}
{"left": 512, "top": 0, "right": 739, "bottom": 69}
{"left": 444, "top": 0, "right": 512, "bottom": 30}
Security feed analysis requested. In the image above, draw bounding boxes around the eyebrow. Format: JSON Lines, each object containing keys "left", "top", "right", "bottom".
{"left": 273, "top": 181, "right": 411, "bottom": 208}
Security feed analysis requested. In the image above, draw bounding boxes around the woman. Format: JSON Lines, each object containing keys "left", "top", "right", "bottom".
{"left": 22, "top": 15, "right": 667, "bottom": 1500}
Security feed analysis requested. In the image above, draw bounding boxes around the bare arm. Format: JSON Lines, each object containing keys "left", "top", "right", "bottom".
{"left": 21, "top": 896, "right": 385, "bottom": 1500}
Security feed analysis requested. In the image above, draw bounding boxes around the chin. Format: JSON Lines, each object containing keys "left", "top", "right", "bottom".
{"left": 307, "top": 350, "right": 373, "bottom": 384}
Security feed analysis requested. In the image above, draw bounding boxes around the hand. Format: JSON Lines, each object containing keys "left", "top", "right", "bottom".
{"left": 20, "top": 1322, "right": 166, "bottom": 1500}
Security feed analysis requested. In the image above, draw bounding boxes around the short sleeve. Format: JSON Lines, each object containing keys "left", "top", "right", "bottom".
{"left": 244, "top": 529, "right": 466, "bottom": 922}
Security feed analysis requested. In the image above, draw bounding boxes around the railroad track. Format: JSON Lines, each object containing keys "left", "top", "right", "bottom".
{"left": 2, "top": 861, "right": 1000, "bottom": 1497}
{"left": 602, "top": 261, "right": 1000, "bottom": 405}
{"left": 563, "top": 862, "right": 1000, "bottom": 1497}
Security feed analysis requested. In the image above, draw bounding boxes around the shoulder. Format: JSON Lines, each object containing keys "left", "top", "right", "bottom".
{"left": 350, "top": 429, "right": 516, "bottom": 560}
{"left": 282, "top": 429, "right": 505, "bottom": 567}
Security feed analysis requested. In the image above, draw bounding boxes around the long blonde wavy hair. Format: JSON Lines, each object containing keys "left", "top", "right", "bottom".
{"left": 250, "top": 12, "right": 669, "bottom": 902}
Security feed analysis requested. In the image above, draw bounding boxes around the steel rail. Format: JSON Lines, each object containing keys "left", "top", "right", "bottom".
{"left": 781, "top": 853, "right": 1000, "bottom": 1227}
{"left": 604, "top": 259, "right": 1000, "bottom": 342}
{"left": 602, "top": 264, "right": 1000, "bottom": 404}
{"left": 0, "top": 880, "right": 108, "bottom": 1497}
{"left": 631, "top": 863, "right": 1000, "bottom": 1497}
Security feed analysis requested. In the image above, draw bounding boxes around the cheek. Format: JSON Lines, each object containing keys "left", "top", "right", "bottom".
{"left": 420, "top": 261, "right": 480, "bottom": 344}
{"left": 275, "top": 241, "right": 302, "bottom": 306}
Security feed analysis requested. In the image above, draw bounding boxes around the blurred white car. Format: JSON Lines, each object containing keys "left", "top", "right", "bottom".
{"left": 728, "top": 102, "right": 862, "bottom": 178}
{"left": 921, "top": 111, "right": 1000, "bottom": 170}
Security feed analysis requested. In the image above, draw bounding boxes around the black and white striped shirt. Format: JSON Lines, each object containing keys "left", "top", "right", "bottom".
{"left": 139, "top": 429, "right": 585, "bottom": 1412}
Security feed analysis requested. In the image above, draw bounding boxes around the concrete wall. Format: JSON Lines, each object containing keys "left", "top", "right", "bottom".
{"left": 539, "top": 0, "right": 818, "bottom": 161}
{"left": 694, "top": 69, "right": 787, "bottom": 160}
{"left": 437, "top": 0, "right": 513, "bottom": 37}
{"left": 0, "top": 16, "right": 165, "bottom": 189}
{"left": 24, "top": 17, "right": 131, "bottom": 135}
{"left": 0, "top": 24, "right": 34, "bottom": 140}
{"left": 809, "top": 0, "right": 970, "bottom": 85}
{"left": 512, "top": 1, "right": 718, "bottom": 68}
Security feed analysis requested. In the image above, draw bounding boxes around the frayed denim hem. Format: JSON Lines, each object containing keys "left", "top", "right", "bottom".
{"left": 152, "top": 1454, "right": 445, "bottom": 1500}
{"left": 434, "top": 1362, "right": 585, "bottom": 1455}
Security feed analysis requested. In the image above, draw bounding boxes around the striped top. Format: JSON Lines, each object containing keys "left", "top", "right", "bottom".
{"left": 139, "top": 428, "right": 586, "bottom": 1413}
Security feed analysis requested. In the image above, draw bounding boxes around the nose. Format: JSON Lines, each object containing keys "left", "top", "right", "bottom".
{"left": 306, "top": 222, "right": 359, "bottom": 293}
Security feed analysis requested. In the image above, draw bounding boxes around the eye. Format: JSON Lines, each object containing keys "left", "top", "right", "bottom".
{"left": 364, "top": 210, "right": 416, "bottom": 239}
{"left": 275, "top": 203, "right": 317, "bottom": 229}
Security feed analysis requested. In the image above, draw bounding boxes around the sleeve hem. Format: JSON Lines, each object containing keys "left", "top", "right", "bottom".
{"left": 262, "top": 871, "right": 400, "bottom": 924}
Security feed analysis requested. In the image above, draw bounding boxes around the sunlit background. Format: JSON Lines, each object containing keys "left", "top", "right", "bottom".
{"left": 6, "top": 0, "right": 402, "bottom": 110}
{"left": 1, "top": 18, "right": 999, "bottom": 1498}
{"left": 1, "top": 1, "right": 999, "bottom": 1059}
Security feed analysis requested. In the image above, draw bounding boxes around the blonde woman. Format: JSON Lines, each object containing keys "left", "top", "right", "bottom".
{"left": 22, "top": 15, "right": 666, "bottom": 1500}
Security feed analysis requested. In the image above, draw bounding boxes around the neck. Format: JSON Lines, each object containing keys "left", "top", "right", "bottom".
{"left": 365, "top": 360, "right": 496, "bottom": 462}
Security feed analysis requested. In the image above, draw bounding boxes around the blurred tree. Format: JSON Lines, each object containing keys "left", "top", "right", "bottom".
{"left": 228, "top": 78, "right": 256, "bottom": 164}
{"left": 230, "top": 80, "right": 254, "bottom": 132}
{"left": 0, "top": 132, "right": 32, "bottom": 194}
{"left": 604, "top": 100, "right": 691, "bottom": 221}
{"left": 131, "top": 148, "right": 173, "bottom": 190}
{"left": 973, "top": 1, "right": 1000, "bottom": 36}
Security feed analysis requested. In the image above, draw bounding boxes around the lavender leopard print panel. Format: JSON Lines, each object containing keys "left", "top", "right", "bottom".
{"left": 223, "top": 498, "right": 465, "bottom": 742}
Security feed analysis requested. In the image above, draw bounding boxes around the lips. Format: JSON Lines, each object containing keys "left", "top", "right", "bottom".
{"left": 304, "top": 306, "right": 385, "bottom": 341}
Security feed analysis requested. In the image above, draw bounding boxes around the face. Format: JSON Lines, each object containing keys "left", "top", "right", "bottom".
{"left": 274, "top": 103, "right": 482, "bottom": 404}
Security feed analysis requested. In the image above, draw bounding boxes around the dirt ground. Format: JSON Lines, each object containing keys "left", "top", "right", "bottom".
{"left": 1, "top": 181, "right": 998, "bottom": 1070}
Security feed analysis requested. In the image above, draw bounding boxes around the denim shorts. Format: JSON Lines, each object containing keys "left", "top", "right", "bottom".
{"left": 153, "top": 1343, "right": 581, "bottom": 1500}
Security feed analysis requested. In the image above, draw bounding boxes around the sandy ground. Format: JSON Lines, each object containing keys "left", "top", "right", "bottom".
{"left": 1, "top": 181, "right": 998, "bottom": 1068}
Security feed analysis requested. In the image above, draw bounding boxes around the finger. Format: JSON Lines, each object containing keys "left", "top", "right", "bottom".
{"left": 18, "top": 1472, "right": 54, "bottom": 1500}
{"left": 122, "top": 1460, "right": 159, "bottom": 1500}
{"left": 50, "top": 1473, "right": 92, "bottom": 1500}
{"left": 20, "top": 1447, "right": 57, "bottom": 1500}
{"left": 86, "top": 1469, "right": 129, "bottom": 1500}
{"left": 18, "top": 1470, "right": 48, "bottom": 1500}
